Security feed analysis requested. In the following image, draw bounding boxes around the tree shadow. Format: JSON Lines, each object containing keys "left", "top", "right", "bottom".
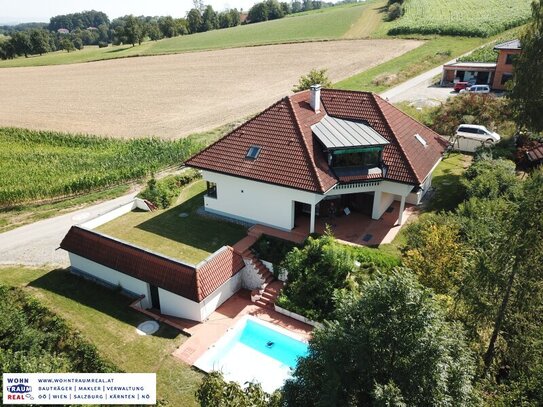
{"left": 135, "top": 192, "right": 247, "bottom": 255}
{"left": 105, "top": 46, "right": 133, "bottom": 54}
{"left": 29, "top": 268, "right": 180, "bottom": 340}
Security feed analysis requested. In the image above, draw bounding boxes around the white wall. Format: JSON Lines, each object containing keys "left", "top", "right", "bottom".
{"left": 80, "top": 199, "right": 150, "bottom": 230}
{"left": 158, "top": 288, "right": 202, "bottom": 321}
{"left": 158, "top": 273, "right": 242, "bottom": 322}
{"left": 68, "top": 253, "right": 151, "bottom": 308}
{"left": 199, "top": 273, "right": 242, "bottom": 321}
{"left": 202, "top": 171, "right": 322, "bottom": 230}
{"left": 372, "top": 191, "right": 395, "bottom": 219}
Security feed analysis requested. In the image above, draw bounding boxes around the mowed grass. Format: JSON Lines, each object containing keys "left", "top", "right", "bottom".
{"left": 387, "top": 0, "right": 532, "bottom": 37}
{"left": 426, "top": 153, "right": 472, "bottom": 212}
{"left": 97, "top": 180, "right": 247, "bottom": 264}
{"left": 0, "top": 266, "right": 202, "bottom": 406}
{"left": 0, "top": 2, "right": 380, "bottom": 68}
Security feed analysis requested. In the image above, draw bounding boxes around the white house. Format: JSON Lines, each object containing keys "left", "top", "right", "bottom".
{"left": 187, "top": 87, "right": 447, "bottom": 233}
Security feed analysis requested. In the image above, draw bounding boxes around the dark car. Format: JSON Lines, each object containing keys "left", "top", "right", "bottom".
{"left": 454, "top": 81, "right": 470, "bottom": 92}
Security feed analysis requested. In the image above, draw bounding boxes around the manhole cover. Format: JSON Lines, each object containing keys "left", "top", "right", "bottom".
{"left": 178, "top": 212, "right": 189, "bottom": 218}
{"left": 136, "top": 321, "right": 160, "bottom": 336}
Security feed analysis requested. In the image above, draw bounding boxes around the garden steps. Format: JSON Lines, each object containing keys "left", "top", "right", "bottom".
{"left": 255, "top": 281, "right": 284, "bottom": 309}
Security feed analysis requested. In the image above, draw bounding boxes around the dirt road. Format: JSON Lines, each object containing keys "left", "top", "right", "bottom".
{"left": 0, "top": 39, "right": 421, "bottom": 139}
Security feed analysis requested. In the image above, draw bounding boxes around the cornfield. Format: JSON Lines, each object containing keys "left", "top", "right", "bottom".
{"left": 0, "top": 128, "right": 203, "bottom": 205}
{"left": 389, "top": 0, "right": 532, "bottom": 37}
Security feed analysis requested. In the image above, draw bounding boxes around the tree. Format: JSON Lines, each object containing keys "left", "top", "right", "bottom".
{"left": 277, "top": 232, "right": 356, "bottom": 321}
{"left": 158, "top": 16, "right": 177, "bottom": 37}
{"left": 123, "top": 15, "right": 144, "bottom": 46}
{"left": 201, "top": 5, "right": 219, "bottom": 31}
{"left": 403, "top": 213, "right": 467, "bottom": 295}
{"left": 248, "top": 2, "right": 269, "bottom": 23}
{"left": 292, "top": 68, "right": 332, "bottom": 92}
{"left": 10, "top": 31, "right": 32, "bottom": 57}
{"left": 462, "top": 157, "right": 520, "bottom": 200}
{"left": 228, "top": 9, "right": 241, "bottom": 26}
{"left": 186, "top": 8, "right": 203, "bottom": 33}
{"left": 146, "top": 21, "right": 162, "bottom": 41}
{"left": 266, "top": 0, "right": 285, "bottom": 20}
{"left": 510, "top": 0, "right": 543, "bottom": 132}
{"left": 196, "top": 372, "right": 281, "bottom": 406}
{"left": 29, "top": 29, "right": 51, "bottom": 55}
{"left": 292, "top": 1, "right": 303, "bottom": 13}
{"left": 59, "top": 37, "right": 75, "bottom": 52}
{"left": 283, "top": 271, "right": 478, "bottom": 406}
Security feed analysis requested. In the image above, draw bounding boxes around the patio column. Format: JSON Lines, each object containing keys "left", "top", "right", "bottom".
{"left": 397, "top": 195, "right": 406, "bottom": 226}
{"left": 309, "top": 203, "right": 316, "bottom": 234}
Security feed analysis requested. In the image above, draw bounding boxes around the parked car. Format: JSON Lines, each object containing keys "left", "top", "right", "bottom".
{"left": 455, "top": 124, "right": 501, "bottom": 143}
{"left": 454, "top": 81, "right": 470, "bottom": 92}
{"left": 459, "top": 84, "right": 491, "bottom": 94}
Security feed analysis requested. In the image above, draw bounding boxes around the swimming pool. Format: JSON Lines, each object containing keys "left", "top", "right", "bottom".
{"left": 194, "top": 316, "right": 309, "bottom": 393}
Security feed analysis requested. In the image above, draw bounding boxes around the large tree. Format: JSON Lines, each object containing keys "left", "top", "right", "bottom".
{"left": 123, "top": 15, "right": 144, "bottom": 46}
{"left": 186, "top": 8, "right": 203, "bottom": 34}
{"left": 510, "top": 0, "right": 543, "bottom": 131}
{"left": 282, "top": 271, "right": 478, "bottom": 406}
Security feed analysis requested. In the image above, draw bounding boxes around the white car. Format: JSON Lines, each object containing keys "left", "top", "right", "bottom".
{"left": 459, "top": 84, "right": 491, "bottom": 94}
{"left": 455, "top": 124, "right": 501, "bottom": 143}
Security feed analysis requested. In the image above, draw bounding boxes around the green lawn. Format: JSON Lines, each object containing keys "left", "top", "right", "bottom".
{"left": 97, "top": 180, "right": 247, "bottom": 264}
{"left": 426, "top": 153, "right": 472, "bottom": 212}
{"left": 0, "top": 266, "right": 202, "bottom": 406}
{"left": 0, "top": 2, "right": 380, "bottom": 68}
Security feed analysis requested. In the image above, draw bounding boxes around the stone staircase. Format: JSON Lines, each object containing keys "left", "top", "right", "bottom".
{"left": 242, "top": 249, "right": 283, "bottom": 309}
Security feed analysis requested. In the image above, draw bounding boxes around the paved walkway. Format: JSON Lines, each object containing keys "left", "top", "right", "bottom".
{"left": 0, "top": 192, "right": 138, "bottom": 266}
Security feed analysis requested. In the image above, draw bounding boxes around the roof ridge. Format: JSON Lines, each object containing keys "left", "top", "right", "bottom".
{"left": 371, "top": 93, "right": 420, "bottom": 183}
{"left": 286, "top": 95, "right": 326, "bottom": 193}
{"left": 185, "top": 98, "right": 289, "bottom": 166}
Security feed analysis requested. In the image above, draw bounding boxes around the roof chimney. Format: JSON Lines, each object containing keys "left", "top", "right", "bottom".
{"left": 310, "top": 84, "right": 321, "bottom": 113}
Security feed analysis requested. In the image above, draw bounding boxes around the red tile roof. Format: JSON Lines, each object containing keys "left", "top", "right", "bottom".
{"left": 186, "top": 89, "right": 446, "bottom": 190}
{"left": 60, "top": 226, "right": 244, "bottom": 302}
{"left": 527, "top": 144, "right": 543, "bottom": 162}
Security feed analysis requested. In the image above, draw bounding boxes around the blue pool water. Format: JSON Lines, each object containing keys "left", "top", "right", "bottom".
{"left": 194, "top": 317, "right": 309, "bottom": 391}
{"left": 239, "top": 319, "right": 309, "bottom": 368}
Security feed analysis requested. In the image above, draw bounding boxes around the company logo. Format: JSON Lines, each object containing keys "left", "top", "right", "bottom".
{"left": 7, "top": 383, "right": 32, "bottom": 393}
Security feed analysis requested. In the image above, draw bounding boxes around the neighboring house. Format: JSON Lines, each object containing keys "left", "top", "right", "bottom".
{"left": 492, "top": 39, "right": 521, "bottom": 90}
{"left": 60, "top": 226, "right": 245, "bottom": 322}
{"left": 186, "top": 87, "right": 447, "bottom": 234}
{"left": 441, "top": 39, "right": 521, "bottom": 90}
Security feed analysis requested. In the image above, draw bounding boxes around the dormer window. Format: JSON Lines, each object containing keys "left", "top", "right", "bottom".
{"left": 246, "top": 146, "right": 261, "bottom": 160}
{"left": 414, "top": 133, "right": 428, "bottom": 147}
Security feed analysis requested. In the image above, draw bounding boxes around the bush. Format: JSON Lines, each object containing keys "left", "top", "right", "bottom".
{"left": 252, "top": 235, "right": 301, "bottom": 269}
{"left": 98, "top": 41, "right": 108, "bottom": 48}
{"left": 292, "top": 68, "right": 332, "bottom": 92}
{"left": 138, "top": 170, "right": 201, "bottom": 209}
{"left": 0, "top": 285, "right": 118, "bottom": 399}
{"left": 343, "top": 245, "right": 401, "bottom": 272}
{"left": 462, "top": 157, "right": 520, "bottom": 200}
{"left": 387, "top": 3, "right": 403, "bottom": 21}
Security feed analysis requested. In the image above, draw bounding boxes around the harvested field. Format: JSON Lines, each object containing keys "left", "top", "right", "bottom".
{"left": 0, "top": 39, "right": 421, "bottom": 138}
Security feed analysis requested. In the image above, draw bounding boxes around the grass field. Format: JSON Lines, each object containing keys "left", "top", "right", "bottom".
{"left": 388, "top": 0, "right": 532, "bottom": 37}
{"left": 0, "top": 266, "right": 202, "bottom": 406}
{"left": 0, "top": 2, "right": 384, "bottom": 68}
{"left": 97, "top": 180, "right": 247, "bottom": 264}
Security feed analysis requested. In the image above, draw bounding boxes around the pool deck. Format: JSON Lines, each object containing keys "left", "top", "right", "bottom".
{"left": 172, "top": 290, "right": 313, "bottom": 365}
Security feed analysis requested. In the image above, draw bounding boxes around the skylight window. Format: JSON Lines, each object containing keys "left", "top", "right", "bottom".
{"left": 246, "top": 146, "right": 262, "bottom": 160}
{"left": 414, "top": 133, "right": 428, "bottom": 147}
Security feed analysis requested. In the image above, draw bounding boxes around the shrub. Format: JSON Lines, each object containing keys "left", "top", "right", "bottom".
{"left": 292, "top": 68, "right": 332, "bottom": 92}
{"left": 98, "top": 41, "right": 108, "bottom": 48}
{"left": 462, "top": 157, "right": 520, "bottom": 200}
{"left": 139, "top": 177, "right": 179, "bottom": 209}
{"left": 343, "top": 245, "right": 401, "bottom": 272}
{"left": 252, "top": 235, "right": 301, "bottom": 269}
{"left": 387, "top": 3, "right": 403, "bottom": 21}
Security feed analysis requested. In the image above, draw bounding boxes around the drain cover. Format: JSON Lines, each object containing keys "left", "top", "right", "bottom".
{"left": 136, "top": 320, "right": 159, "bottom": 335}
{"left": 178, "top": 212, "right": 189, "bottom": 218}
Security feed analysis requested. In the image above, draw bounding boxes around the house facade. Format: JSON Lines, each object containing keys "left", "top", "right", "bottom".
{"left": 441, "top": 39, "right": 521, "bottom": 90}
{"left": 187, "top": 87, "right": 447, "bottom": 234}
